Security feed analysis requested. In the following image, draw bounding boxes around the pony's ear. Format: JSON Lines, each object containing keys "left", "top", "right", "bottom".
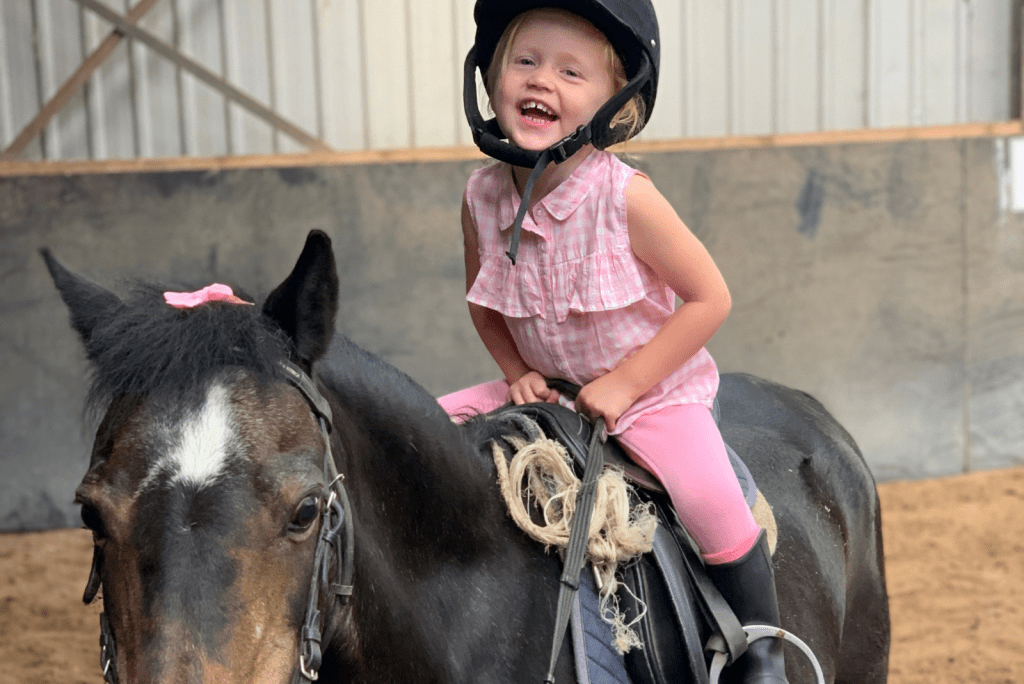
{"left": 262, "top": 230, "right": 339, "bottom": 367}
{"left": 41, "top": 248, "right": 123, "bottom": 356}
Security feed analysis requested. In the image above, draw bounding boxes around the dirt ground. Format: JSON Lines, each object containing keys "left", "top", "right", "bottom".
{"left": 1, "top": 467, "right": 1022, "bottom": 684}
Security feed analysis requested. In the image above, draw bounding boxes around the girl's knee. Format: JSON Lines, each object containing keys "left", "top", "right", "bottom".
{"left": 438, "top": 379, "right": 510, "bottom": 418}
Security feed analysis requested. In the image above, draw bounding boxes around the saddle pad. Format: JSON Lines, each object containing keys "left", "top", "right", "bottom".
{"left": 726, "top": 443, "right": 757, "bottom": 509}
{"left": 571, "top": 568, "right": 631, "bottom": 684}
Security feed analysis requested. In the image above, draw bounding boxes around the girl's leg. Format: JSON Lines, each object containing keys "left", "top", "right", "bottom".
{"left": 615, "top": 404, "right": 762, "bottom": 564}
{"left": 614, "top": 405, "right": 790, "bottom": 682}
{"left": 437, "top": 379, "right": 510, "bottom": 420}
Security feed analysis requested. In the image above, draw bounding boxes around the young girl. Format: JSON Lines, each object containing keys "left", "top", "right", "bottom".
{"left": 445, "top": 3, "right": 789, "bottom": 682}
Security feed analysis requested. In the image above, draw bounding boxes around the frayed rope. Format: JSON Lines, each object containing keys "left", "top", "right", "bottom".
{"left": 490, "top": 428, "right": 657, "bottom": 653}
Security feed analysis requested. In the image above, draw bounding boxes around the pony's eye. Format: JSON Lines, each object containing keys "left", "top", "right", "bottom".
{"left": 290, "top": 496, "right": 320, "bottom": 531}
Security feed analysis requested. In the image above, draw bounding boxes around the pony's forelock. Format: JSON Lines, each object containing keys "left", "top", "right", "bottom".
{"left": 83, "top": 283, "right": 290, "bottom": 421}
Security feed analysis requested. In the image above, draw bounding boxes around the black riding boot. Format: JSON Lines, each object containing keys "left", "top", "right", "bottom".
{"left": 705, "top": 530, "right": 789, "bottom": 684}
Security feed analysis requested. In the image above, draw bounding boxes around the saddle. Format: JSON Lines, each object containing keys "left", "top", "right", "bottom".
{"left": 488, "top": 401, "right": 757, "bottom": 684}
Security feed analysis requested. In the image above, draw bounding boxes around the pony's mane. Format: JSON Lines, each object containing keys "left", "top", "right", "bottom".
{"left": 83, "top": 283, "right": 290, "bottom": 419}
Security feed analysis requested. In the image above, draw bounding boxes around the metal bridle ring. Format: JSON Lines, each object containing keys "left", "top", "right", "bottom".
{"left": 299, "top": 654, "right": 320, "bottom": 681}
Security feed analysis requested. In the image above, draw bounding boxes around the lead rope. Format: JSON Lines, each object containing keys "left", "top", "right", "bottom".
{"left": 543, "top": 417, "right": 606, "bottom": 684}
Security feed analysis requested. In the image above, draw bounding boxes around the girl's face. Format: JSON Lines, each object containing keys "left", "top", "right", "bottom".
{"left": 493, "top": 10, "right": 616, "bottom": 152}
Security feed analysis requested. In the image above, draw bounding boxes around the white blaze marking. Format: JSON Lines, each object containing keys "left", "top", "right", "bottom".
{"left": 166, "top": 384, "right": 236, "bottom": 486}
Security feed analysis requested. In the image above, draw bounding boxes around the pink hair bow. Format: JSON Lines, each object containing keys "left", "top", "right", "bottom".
{"left": 163, "top": 283, "right": 253, "bottom": 309}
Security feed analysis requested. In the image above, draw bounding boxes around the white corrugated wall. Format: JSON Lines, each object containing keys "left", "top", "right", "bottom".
{"left": 0, "top": 0, "right": 1016, "bottom": 161}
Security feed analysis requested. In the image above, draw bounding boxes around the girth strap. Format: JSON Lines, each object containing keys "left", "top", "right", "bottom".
{"left": 544, "top": 417, "right": 606, "bottom": 684}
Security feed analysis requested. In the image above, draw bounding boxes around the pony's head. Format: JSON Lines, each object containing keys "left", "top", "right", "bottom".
{"left": 45, "top": 231, "right": 341, "bottom": 684}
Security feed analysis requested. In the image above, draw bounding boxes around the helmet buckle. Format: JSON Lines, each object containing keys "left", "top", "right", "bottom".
{"left": 550, "top": 126, "right": 592, "bottom": 164}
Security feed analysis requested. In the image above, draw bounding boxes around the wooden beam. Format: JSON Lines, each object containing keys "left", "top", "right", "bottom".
{"left": 619, "top": 121, "right": 1024, "bottom": 153}
{"left": 0, "top": 0, "right": 163, "bottom": 161}
{"left": 2, "top": 121, "right": 1023, "bottom": 178}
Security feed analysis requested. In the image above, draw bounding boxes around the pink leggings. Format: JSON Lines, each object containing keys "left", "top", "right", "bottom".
{"left": 438, "top": 380, "right": 762, "bottom": 564}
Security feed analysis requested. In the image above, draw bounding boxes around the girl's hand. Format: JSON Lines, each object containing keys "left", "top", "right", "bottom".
{"left": 508, "top": 371, "right": 560, "bottom": 405}
{"left": 575, "top": 372, "right": 640, "bottom": 432}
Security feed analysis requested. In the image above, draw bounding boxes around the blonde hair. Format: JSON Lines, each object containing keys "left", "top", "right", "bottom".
{"left": 485, "top": 9, "right": 646, "bottom": 143}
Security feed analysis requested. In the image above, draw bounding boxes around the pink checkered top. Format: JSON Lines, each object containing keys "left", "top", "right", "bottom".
{"left": 465, "top": 150, "right": 719, "bottom": 434}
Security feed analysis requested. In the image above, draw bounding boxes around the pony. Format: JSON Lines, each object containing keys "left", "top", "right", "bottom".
{"left": 44, "top": 230, "right": 889, "bottom": 684}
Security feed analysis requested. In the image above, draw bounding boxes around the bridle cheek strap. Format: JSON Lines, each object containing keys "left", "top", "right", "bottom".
{"left": 83, "top": 546, "right": 102, "bottom": 604}
{"left": 282, "top": 361, "right": 355, "bottom": 684}
{"left": 297, "top": 416, "right": 354, "bottom": 683}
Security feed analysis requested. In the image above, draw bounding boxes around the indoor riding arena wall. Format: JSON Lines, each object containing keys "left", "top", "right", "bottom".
{"left": 2, "top": 133, "right": 1022, "bottom": 532}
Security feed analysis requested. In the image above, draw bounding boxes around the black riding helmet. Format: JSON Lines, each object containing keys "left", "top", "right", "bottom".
{"left": 463, "top": 0, "right": 660, "bottom": 263}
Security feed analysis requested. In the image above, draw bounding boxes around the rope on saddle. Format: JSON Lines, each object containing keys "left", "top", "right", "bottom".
{"left": 490, "top": 416, "right": 656, "bottom": 681}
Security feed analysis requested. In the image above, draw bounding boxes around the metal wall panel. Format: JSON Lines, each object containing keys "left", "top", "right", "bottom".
{"left": 137, "top": 0, "right": 184, "bottom": 157}
{"left": 84, "top": 0, "right": 136, "bottom": 158}
{"left": 179, "top": 0, "right": 228, "bottom": 155}
{"left": 683, "top": 1, "right": 732, "bottom": 138}
{"left": 733, "top": 0, "right": 774, "bottom": 136}
{"left": 410, "top": 0, "right": 459, "bottom": 147}
{"left": 822, "top": 0, "right": 867, "bottom": 131}
{"left": 318, "top": 0, "right": 364, "bottom": 151}
{"left": 223, "top": 0, "right": 273, "bottom": 154}
{"left": 363, "top": 1, "right": 411, "bottom": 149}
{"left": 2, "top": 1, "right": 46, "bottom": 159}
{"left": 969, "top": 0, "right": 1013, "bottom": 121}
{"left": 0, "top": 0, "right": 1017, "bottom": 161}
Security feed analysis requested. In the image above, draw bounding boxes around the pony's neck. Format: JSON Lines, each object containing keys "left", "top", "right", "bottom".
{"left": 314, "top": 338, "right": 565, "bottom": 683}
{"left": 317, "top": 336, "right": 502, "bottom": 553}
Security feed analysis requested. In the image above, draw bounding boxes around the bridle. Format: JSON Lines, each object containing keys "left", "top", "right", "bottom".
{"left": 280, "top": 360, "right": 355, "bottom": 683}
{"left": 86, "top": 360, "right": 355, "bottom": 684}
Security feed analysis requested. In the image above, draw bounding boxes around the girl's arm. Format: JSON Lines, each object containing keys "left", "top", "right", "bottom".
{"left": 461, "top": 193, "right": 557, "bottom": 404}
{"left": 575, "top": 174, "right": 731, "bottom": 429}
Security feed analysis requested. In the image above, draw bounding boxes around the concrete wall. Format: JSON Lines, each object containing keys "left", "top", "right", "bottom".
{"left": 3, "top": 136, "right": 1022, "bottom": 531}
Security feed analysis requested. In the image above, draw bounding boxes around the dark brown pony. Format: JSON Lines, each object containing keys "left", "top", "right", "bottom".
{"left": 45, "top": 230, "right": 888, "bottom": 684}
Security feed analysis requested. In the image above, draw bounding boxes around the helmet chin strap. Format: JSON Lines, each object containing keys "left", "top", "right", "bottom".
{"left": 503, "top": 122, "right": 597, "bottom": 263}
{"left": 488, "top": 124, "right": 594, "bottom": 263}
{"left": 506, "top": 148, "right": 553, "bottom": 264}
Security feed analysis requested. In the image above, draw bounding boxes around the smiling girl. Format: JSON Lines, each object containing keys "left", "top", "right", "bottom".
{"left": 442, "top": 4, "right": 790, "bottom": 682}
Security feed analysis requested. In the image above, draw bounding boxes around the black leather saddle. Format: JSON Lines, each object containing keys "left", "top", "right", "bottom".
{"left": 487, "top": 401, "right": 754, "bottom": 684}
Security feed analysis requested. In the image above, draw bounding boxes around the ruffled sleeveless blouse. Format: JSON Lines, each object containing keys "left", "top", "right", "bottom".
{"left": 465, "top": 150, "right": 718, "bottom": 434}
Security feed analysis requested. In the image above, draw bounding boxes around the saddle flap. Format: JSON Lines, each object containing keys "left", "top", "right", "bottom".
{"left": 618, "top": 532, "right": 709, "bottom": 684}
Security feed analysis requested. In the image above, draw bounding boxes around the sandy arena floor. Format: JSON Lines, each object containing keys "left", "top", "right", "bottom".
{"left": 1, "top": 467, "right": 1022, "bottom": 684}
